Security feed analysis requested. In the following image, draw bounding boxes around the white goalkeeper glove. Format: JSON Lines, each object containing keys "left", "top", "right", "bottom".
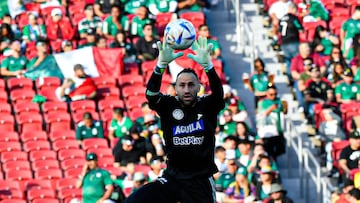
{"left": 155, "top": 41, "right": 184, "bottom": 74}
{"left": 188, "top": 36, "right": 213, "bottom": 72}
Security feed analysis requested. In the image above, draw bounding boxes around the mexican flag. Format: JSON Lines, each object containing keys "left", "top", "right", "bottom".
{"left": 24, "top": 47, "right": 124, "bottom": 81}
{"left": 0, "top": 0, "right": 25, "bottom": 18}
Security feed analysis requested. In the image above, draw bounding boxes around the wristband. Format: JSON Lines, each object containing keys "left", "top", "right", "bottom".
{"left": 154, "top": 65, "right": 165, "bottom": 75}
{"left": 204, "top": 63, "right": 214, "bottom": 72}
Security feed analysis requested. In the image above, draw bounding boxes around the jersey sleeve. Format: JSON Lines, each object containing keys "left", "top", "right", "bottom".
{"left": 334, "top": 84, "right": 341, "bottom": 95}
{"left": 102, "top": 170, "right": 113, "bottom": 186}
{"left": 203, "top": 68, "right": 225, "bottom": 112}
{"left": 1, "top": 58, "right": 9, "bottom": 69}
{"left": 146, "top": 71, "right": 167, "bottom": 115}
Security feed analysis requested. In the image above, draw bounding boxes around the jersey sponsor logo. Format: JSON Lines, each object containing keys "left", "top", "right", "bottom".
{"left": 173, "top": 135, "right": 204, "bottom": 145}
{"left": 172, "top": 109, "right": 184, "bottom": 120}
{"left": 173, "top": 120, "right": 204, "bottom": 136}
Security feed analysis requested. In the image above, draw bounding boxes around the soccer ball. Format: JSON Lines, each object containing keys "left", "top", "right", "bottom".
{"left": 164, "top": 18, "right": 196, "bottom": 50}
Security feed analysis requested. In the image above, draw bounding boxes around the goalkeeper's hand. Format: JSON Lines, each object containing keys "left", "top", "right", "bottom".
{"left": 188, "top": 36, "right": 213, "bottom": 72}
{"left": 155, "top": 40, "right": 183, "bottom": 74}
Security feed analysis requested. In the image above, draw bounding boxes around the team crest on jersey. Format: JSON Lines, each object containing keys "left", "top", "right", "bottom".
{"left": 172, "top": 109, "right": 184, "bottom": 120}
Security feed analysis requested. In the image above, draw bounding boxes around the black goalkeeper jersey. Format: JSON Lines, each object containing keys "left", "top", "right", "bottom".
{"left": 146, "top": 69, "right": 225, "bottom": 179}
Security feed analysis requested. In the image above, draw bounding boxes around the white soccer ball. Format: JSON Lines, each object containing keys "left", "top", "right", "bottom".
{"left": 164, "top": 18, "right": 196, "bottom": 50}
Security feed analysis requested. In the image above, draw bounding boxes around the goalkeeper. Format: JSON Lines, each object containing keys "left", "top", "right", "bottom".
{"left": 125, "top": 37, "right": 225, "bottom": 203}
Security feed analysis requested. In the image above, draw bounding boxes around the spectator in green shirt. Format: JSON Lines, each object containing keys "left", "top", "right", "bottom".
{"left": 76, "top": 112, "right": 105, "bottom": 145}
{"left": 22, "top": 12, "right": 47, "bottom": 44}
{"left": 94, "top": 0, "right": 123, "bottom": 18}
{"left": 335, "top": 68, "right": 360, "bottom": 103}
{"left": 124, "top": 0, "right": 147, "bottom": 14}
{"left": 26, "top": 41, "right": 50, "bottom": 70}
{"left": 78, "top": 29, "right": 97, "bottom": 49}
{"left": 130, "top": 6, "right": 156, "bottom": 38}
{"left": 148, "top": 0, "right": 178, "bottom": 16}
{"left": 75, "top": 153, "right": 115, "bottom": 203}
{"left": 312, "top": 25, "right": 339, "bottom": 56}
{"left": 249, "top": 58, "right": 272, "bottom": 106}
{"left": 78, "top": 4, "right": 103, "bottom": 39}
{"left": 1, "top": 40, "right": 27, "bottom": 78}
{"left": 103, "top": 5, "right": 130, "bottom": 40}
{"left": 215, "top": 159, "right": 238, "bottom": 201}
{"left": 197, "top": 24, "right": 222, "bottom": 60}
{"left": 341, "top": 6, "right": 360, "bottom": 60}
{"left": 108, "top": 108, "right": 134, "bottom": 140}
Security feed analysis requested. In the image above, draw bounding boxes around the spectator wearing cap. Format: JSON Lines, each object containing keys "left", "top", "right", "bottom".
{"left": 108, "top": 108, "right": 133, "bottom": 140}
{"left": 264, "top": 183, "right": 294, "bottom": 203}
{"left": 46, "top": 8, "right": 75, "bottom": 46}
{"left": 75, "top": 153, "right": 115, "bottom": 203}
{"left": 255, "top": 166, "right": 277, "bottom": 200}
{"left": 219, "top": 109, "right": 237, "bottom": 136}
{"left": 339, "top": 130, "right": 360, "bottom": 180}
{"left": 75, "top": 112, "right": 104, "bottom": 145}
{"left": 0, "top": 40, "right": 27, "bottom": 78}
{"left": 341, "top": 6, "right": 360, "bottom": 60}
{"left": 130, "top": 6, "right": 156, "bottom": 38}
{"left": 335, "top": 68, "right": 360, "bottom": 103}
{"left": 78, "top": 4, "right": 103, "bottom": 39}
{"left": 249, "top": 154, "right": 280, "bottom": 186}
{"left": 55, "top": 64, "right": 97, "bottom": 101}
{"left": 135, "top": 23, "right": 159, "bottom": 62}
{"left": 113, "top": 136, "right": 144, "bottom": 167}
{"left": 222, "top": 84, "right": 247, "bottom": 114}
{"left": 22, "top": 12, "right": 47, "bottom": 44}
{"left": 141, "top": 113, "right": 161, "bottom": 138}
{"left": 25, "top": 41, "right": 49, "bottom": 70}
{"left": 78, "top": 29, "right": 98, "bottom": 49}
{"left": 103, "top": 5, "right": 129, "bottom": 40}
{"left": 62, "top": 40, "right": 73, "bottom": 52}
{"left": 94, "top": 0, "right": 122, "bottom": 18}
{"left": 148, "top": 0, "right": 178, "bottom": 16}
{"left": 249, "top": 58, "right": 272, "bottom": 106}
{"left": 131, "top": 172, "right": 147, "bottom": 194}
{"left": 227, "top": 98, "right": 250, "bottom": 126}
{"left": 148, "top": 157, "right": 164, "bottom": 182}
{"left": 223, "top": 166, "right": 254, "bottom": 202}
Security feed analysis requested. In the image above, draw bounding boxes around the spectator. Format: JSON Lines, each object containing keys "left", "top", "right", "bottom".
{"left": 103, "top": 5, "right": 129, "bottom": 40}
{"left": 250, "top": 154, "right": 280, "bottom": 186}
{"left": 351, "top": 47, "right": 360, "bottom": 82}
{"left": 1, "top": 40, "right": 27, "bottom": 78}
{"left": 130, "top": 6, "right": 155, "bottom": 38}
{"left": 265, "top": 183, "right": 294, "bottom": 203}
{"left": 78, "top": 4, "right": 103, "bottom": 39}
{"left": 0, "top": 23, "right": 15, "bottom": 53}
{"left": 255, "top": 166, "right": 277, "bottom": 200}
{"left": 124, "top": 0, "right": 148, "bottom": 14}
{"left": 145, "top": 133, "right": 165, "bottom": 164}
{"left": 135, "top": 102, "right": 158, "bottom": 131}
{"left": 110, "top": 30, "right": 136, "bottom": 63}
{"left": 177, "top": 0, "right": 207, "bottom": 14}
{"left": 335, "top": 68, "right": 360, "bottom": 103}
{"left": 249, "top": 57, "right": 273, "bottom": 106}
{"left": 46, "top": 8, "right": 75, "bottom": 42}
{"left": 297, "top": 58, "right": 313, "bottom": 110}
{"left": 96, "top": 36, "right": 108, "bottom": 48}
{"left": 113, "top": 136, "right": 143, "bottom": 167}
{"left": 328, "top": 62, "right": 345, "bottom": 87}
{"left": 327, "top": 46, "right": 347, "bottom": 77}
{"left": 108, "top": 107, "right": 134, "bottom": 140}
{"left": 34, "top": 0, "right": 63, "bottom": 8}
{"left": 341, "top": 5, "right": 360, "bottom": 60}
{"left": 268, "top": 0, "right": 291, "bottom": 41}
{"left": 94, "top": 0, "right": 122, "bottom": 18}
{"left": 129, "top": 125, "right": 147, "bottom": 163}
{"left": 235, "top": 121, "right": 256, "bottom": 144}
{"left": 135, "top": 23, "right": 159, "bottom": 62}
{"left": 75, "top": 153, "right": 114, "bottom": 203}
{"left": 148, "top": 0, "right": 178, "bottom": 16}
{"left": 348, "top": 188, "right": 360, "bottom": 203}
{"left": 299, "top": 0, "right": 329, "bottom": 23}
{"left": 26, "top": 41, "right": 49, "bottom": 70}
{"left": 219, "top": 109, "right": 237, "bottom": 136}
{"left": 21, "top": 12, "right": 47, "bottom": 44}
{"left": 256, "top": 85, "right": 285, "bottom": 159}
{"left": 236, "top": 138, "right": 253, "bottom": 168}
{"left": 339, "top": 130, "right": 360, "bottom": 180}
{"left": 215, "top": 159, "right": 238, "bottom": 201}
{"left": 197, "top": 24, "right": 222, "bottom": 60}
{"left": 61, "top": 40, "right": 73, "bottom": 52}
{"left": 131, "top": 172, "right": 148, "bottom": 194}
{"left": 214, "top": 146, "right": 228, "bottom": 179}
{"left": 312, "top": 25, "right": 339, "bottom": 56}
{"left": 75, "top": 112, "right": 104, "bottom": 145}
{"left": 223, "top": 166, "right": 253, "bottom": 202}
{"left": 1, "top": 13, "right": 20, "bottom": 40}
{"left": 55, "top": 64, "right": 97, "bottom": 102}
{"left": 148, "top": 157, "right": 164, "bottom": 182}
{"left": 139, "top": 113, "right": 160, "bottom": 137}
{"left": 222, "top": 135, "right": 239, "bottom": 160}
{"left": 227, "top": 98, "right": 250, "bottom": 125}
{"left": 78, "top": 29, "right": 97, "bottom": 48}
{"left": 335, "top": 178, "right": 354, "bottom": 203}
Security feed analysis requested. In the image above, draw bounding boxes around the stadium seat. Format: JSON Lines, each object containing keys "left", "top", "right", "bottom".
{"left": 179, "top": 11, "right": 205, "bottom": 30}
{"left": 128, "top": 107, "right": 143, "bottom": 121}
{"left": 58, "top": 149, "right": 85, "bottom": 161}
{"left": 98, "top": 99, "right": 125, "bottom": 112}
{"left": 10, "top": 89, "right": 35, "bottom": 104}
{"left": 23, "top": 180, "right": 53, "bottom": 191}
{"left": 135, "top": 164, "right": 152, "bottom": 176}
{"left": 97, "top": 157, "right": 115, "bottom": 168}
{"left": 99, "top": 109, "right": 114, "bottom": 126}
{"left": 1, "top": 151, "right": 27, "bottom": 163}
{"left": 71, "top": 12, "right": 86, "bottom": 26}
{"left": 6, "top": 169, "right": 33, "bottom": 181}
{"left": 35, "top": 77, "right": 61, "bottom": 91}
{"left": 52, "top": 140, "right": 80, "bottom": 151}
{"left": 44, "top": 112, "right": 72, "bottom": 132}
{"left": 16, "top": 112, "right": 43, "bottom": 133}
{"left": 29, "top": 150, "right": 57, "bottom": 162}
{"left": 41, "top": 6, "right": 67, "bottom": 19}
{"left": 93, "top": 77, "right": 118, "bottom": 88}
{"left": 125, "top": 96, "right": 147, "bottom": 111}
{"left": 27, "top": 189, "right": 56, "bottom": 201}
{"left": 3, "top": 160, "right": 31, "bottom": 173}
{"left": 7, "top": 77, "right": 33, "bottom": 91}
{"left": 0, "top": 200, "right": 26, "bottom": 203}
{"left": 329, "top": 17, "right": 348, "bottom": 37}
{"left": 118, "top": 75, "right": 144, "bottom": 88}
{"left": 155, "top": 12, "right": 173, "bottom": 37}
{"left": 42, "top": 101, "right": 68, "bottom": 114}
{"left": 56, "top": 178, "right": 77, "bottom": 191}
{"left": 32, "top": 160, "right": 60, "bottom": 171}
{"left": 34, "top": 169, "right": 63, "bottom": 180}
{"left": 0, "top": 91, "right": 8, "bottom": 103}
{"left": 13, "top": 102, "right": 40, "bottom": 115}
{"left": 60, "top": 158, "right": 85, "bottom": 171}
{"left": 63, "top": 167, "right": 82, "bottom": 178}
{"left": 0, "top": 131, "right": 19, "bottom": 142}
{"left": 121, "top": 86, "right": 146, "bottom": 99}
{"left": 70, "top": 100, "right": 96, "bottom": 114}
{"left": 37, "top": 88, "right": 61, "bottom": 102}
{"left": 82, "top": 138, "right": 109, "bottom": 150}
{"left": 0, "top": 189, "right": 24, "bottom": 200}
{"left": 20, "top": 131, "right": 48, "bottom": 142}
{"left": 0, "top": 78, "right": 5, "bottom": 89}
{"left": 97, "top": 86, "right": 121, "bottom": 100}
{"left": 103, "top": 166, "right": 123, "bottom": 176}
{"left": 23, "top": 140, "right": 51, "bottom": 152}
{"left": 0, "top": 103, "right": 12, "bottom": 114}
{"left": 49, "top": 130, "right": 76, "bottom": 142}
{"left": 58, "top": 188, "right": 82, "bottom": 202}
{"left": 0, "top": 180, "right": 21, "bottom": 190}
{"left": 110, "top": 138, "right": 119, "bottom": 148}
{"left": 87, "top": 148, "right": 113, "bottom": 159}
{"left": 0, "top": 141, "right": 21, "bottom": 153}
{"left": 332, "top": 140, "right": 350, "bottom": 175}
{"left": 141, "top": 60, "right": 157, "bottom": 75}
{"left": 72, "top": 110, "right": 100, "bottom": 124}
{"left": 0, "top": 114, "right": 15, "bottom": 131}
{"left": 32, "top": 198, "right": 60, "bottom": 203}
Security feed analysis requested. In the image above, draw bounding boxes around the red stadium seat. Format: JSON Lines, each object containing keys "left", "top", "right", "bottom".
{"left": 70, "top": 100, "right": 96, "bottom": 113}
{"left": 49, "top": 130, "right": 76, "bottom": 142}
{"left": 52, "top": 140, "right": 80, "bottom": 151}
{"left": 0, "top": 103, "right": 12, "bottom": 114}
{"left": 7, "top": 77, "right": 33, "bottom": 91}
{"left": 0, "top": 189, "right": 24, "bottom": 200}
{"left": 13, "top": 102, "right": 40, "bottom": 115}
{"left": 141, "top": 60, "right": 157, "bottom": 75}
{"left": 0, "top": 200, "right": 26, "bottom": 203}
{"left": 155, "top": 12, "right": 173, "bottom": 37}
{"left": 97, "top": 157, "right": 114, "bottom": 168}
{"left": 0, "top": 132, "right": 19, "bottom": 142}
{"left": 71, "top": 12, "right": 86, "bottom": 26}
{"left": 32, "top": 160, "right": 60, "bottom": 171}
{"left": 0, "top": 180, "right": 21, "bottom": 190}
{"left": 6, "top": 169, "right": 33, "bottom": 181}
{"left": 301, "top": 20, "right": 327, "bottom": 42}
{"left": 111, "top": 138, "right": 119, "bottom": 148}
{"left": 27, "top": 189, "right": 56, "bottom": 201}
{"left": 29, "top": 150, "right": 57, "bottom": 162}
{"left": 41, "top": 6, "right": 66, "bottom": 19}
{"left": 20, "top": 131, "right": 48, "bottom": 142}
{"left": 0, "top": 114, "right": 14, "bottom": 131}
{"left": 1, "top": 151, "right": 27, "bottom": 163}
{"left": 58, "top": 188, "right": 82, "bottom": 202}
{"left": 332, "top": 140, "right": 350, "bottom": 175}
{"left": 0, "top": 92, "right": 8, "bottom": 103}
{"left": 0, "top": 141, "right": 21, "bottom": 153}
{"left": 60, "top": 158, "right": 86, "bottom": 171}
{"left": 128, "top": 107, "right": 143, "bottom": 121}
{"left": 58, "top": 149, "right": 85, "bottom": 161}
{"left": 44, "top": 112, "right": 72, "bottom": 132}
{"left": 118, "top": 74, "right": 144, "bottom": 87}
{"left": 97, "top": 86, "right": 121, "bottom": 100}
{"left": 63, "top": 167, "right": 82, "bottom": 178}
{"left": 23, "top": 140, "right": 51, "bottom": 152}
{"left": 135, "top": 164, "right": 152, "bottom": 176}
{"left": 121, "top": 86, "right": 146, "bottom": 99}
{"left": 72, "top": 110, "right": 99, "bottom": 124}
{"left": 329, "top": 17, "right": 348, "bottom": 37}
{"left": 42, "top": 101, "right": 68, "bottom": 114}
{"left": 0, "top": 78, "right": 5, "bottom": 89}
{"left": 56, "top": 178, "right": 77, "bottom": 191}
{"left": 16, "top": 112, "right": 43, "bottom": 133}
{"left": 93, "top": 76, "right": 118, "bottom": 88}
{"left": 179, "top": 11, "right": 205, "bottom": 30}
{"left": 34, "top": 169, "right": 63, "bottom": 180}
{"left": 103, "top": 166, "right": 123, "bottom": 176}
{"left": 82, "top": 138, "right": 109, "bottom": 151}
{"left": 87, "top": 148, "right": 113, "bottom": 159}
{"left": 98, "top": 99, "right": 125, "bottom": 112}
{"left": 35, "top": 77, "right": 61, "bottom": 91}
{"left": 37, "top": 88, "right": 61, "bottom": 102}
{"left": 23, "top": 180, "right": 53, "bottom": 191}
{"left": 125, "top": 96, "right": 147, "bottom": 111}
{"left": 3, "top": 161, "right": 31, "bottom": 173}
{"left": 68, "top": 2, "right": 85, "bottom": 17}
{"left": 32, "top": 198, "right": 60, "bottom": 203}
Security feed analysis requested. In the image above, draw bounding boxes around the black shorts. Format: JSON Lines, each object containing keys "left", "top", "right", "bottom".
{"left": 125, "top": 174, "right": 216, "bottom": 203}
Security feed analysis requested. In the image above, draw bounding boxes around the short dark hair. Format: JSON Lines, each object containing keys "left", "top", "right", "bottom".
{"left": 355, "top": 5, "right": 360, "bottom": 12}
{"left": 254, "top": 57, "right": 265, "bottom": 69}
{"left": 83, "top": 112, "right": 93, "bottom": 120}
{"left": 84, "top": 3, "right": 93, "bottom": 10}
{"left": 215, "top": 146, "right": 226, "bottom": 153}
{"left": 74, "top": 64, "right": 84, "bottom": 71}
{"left": 176, "top": 68, "right": 199, "bottom": 82}
{"left": 198, "top": 24, "right": 208, "bottom": 30}
{"left": 142, "top": 23, "right": 153, "bottom": 30}
{"left": 113, "top": 108, "right": 124, "bottom": 116}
